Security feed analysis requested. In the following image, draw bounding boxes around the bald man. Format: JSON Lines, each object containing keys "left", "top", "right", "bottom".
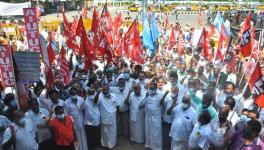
{"left": 125, "top": 83, "right": 145, "bottom": 143}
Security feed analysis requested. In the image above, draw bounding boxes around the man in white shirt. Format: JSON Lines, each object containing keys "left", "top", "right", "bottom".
{"left": 188, "top": 110, "right": 212, "bottom": 150}
{"left": 216, "top": 81, "right": 243, "bottom": 115}
{"left": 25, "top": 99, "right": 53, "bottom": 150}
{"left": 209, "top": 107, "right": 231, "bottom": 150}
{"left": 94, "top": 84, "right": 118, "bottom": 149}
{"left": 83, "top": 87, "right": 101, "bottom": 149}
{"left": 164, "top": 69, "right": 186, "bottom": 102}
{"left": 135, "top": 71, "right": 149, "bottom": 92}
{"left": 125, "top": 83, "right": 145, "bottom": 144}
{"left": 144, "top": 81, "right": 169, "bottom": 150}
{"left": 111, "top": 77, "right": 130, "bottom": 137}
{"left": 64, "top": 87, "right": 88, "bottom": 150}
{"left": 11, "top": 110, "right": 39, "bottom": 150}
{"left": 163, "top": 86, "right": 180, "bottom": 150}
{"left": 223, "top": 97, "right": 239, "bottom": 126}
{"left": 94, "top": 56, "right": 106, "bottom": 72}
{"left": 117, "top": 69, "right": 134, "bottom": 89}
{"left": 170, "top": 95, "right": 197, "bottom": 150}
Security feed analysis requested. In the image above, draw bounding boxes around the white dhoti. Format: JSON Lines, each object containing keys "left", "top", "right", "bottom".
{"left": 171, "top": 139, "right": 188, "bottom": 150}
{"left": 130, "top": 119, "right": 144, "bottom": 143}
{"left": 145, "top": 115, "right": 162, "bottom": 150}
{"left": 101, "top": 123, "right": 117, "bottom": 149}
{"left": 75, "top": 127, "right": 88, "bottom": 150}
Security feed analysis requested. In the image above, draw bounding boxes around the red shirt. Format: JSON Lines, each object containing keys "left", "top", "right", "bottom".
{"left": 50, "top": 116, "right": 75, "bottom": 146}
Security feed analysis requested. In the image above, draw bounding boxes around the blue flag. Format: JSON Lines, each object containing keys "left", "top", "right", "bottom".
{"left": 150, "top": 13, "right": 159, "bottom": 55}
{"left": 213, "top": 11, "right": 231, "bottom": 36}
{"left": 213, "top": 12, "right": 224, "bottom": 32}
{"left": 142, "top": 10, "right": 154, "bottom": 52}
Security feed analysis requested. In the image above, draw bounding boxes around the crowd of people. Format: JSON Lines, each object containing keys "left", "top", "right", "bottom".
{"left": 0, "top": 6, "right": 264, "bottom": 150}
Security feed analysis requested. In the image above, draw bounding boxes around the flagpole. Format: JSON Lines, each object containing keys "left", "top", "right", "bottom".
{"left": 8, "top": 45, "right": 20, "bottom": 110}
{"left": 214, "top": 52, "right": 227, "bottom": 89}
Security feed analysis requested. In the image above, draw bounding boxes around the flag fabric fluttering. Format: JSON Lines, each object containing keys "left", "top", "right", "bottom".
{"left": 113, "top": 13, "right": 122, "bottom": 56}
{"left": 248, "top": 61, "right": 264, "bottom": 107}
{"left": 71, "top": 17, "right": 78, "bottom": 33}
{"left": 58, "top": 46, "right": 71, "bottom": 85}
{"left": 208, "top": 24, "right": 216, "bottom": 39}
{"left": 150, "top": 12, "right": 159, "bottom": 52}
{"left": 224, "top": 36, "right": 236, "bottom": 71}
{"left": 168, "top": 26, "right": 176, "bottom": 50}
{"left": 98, "top": 30, "right": 113, "bottom": 64}
{"left": 91, "top": 6, "right": 100, "bottom": 50}
{"left": 123, "top": 19, "right": 145, "bottom": 64}
{"left": 197, "top": 28, "right": 213, "bottom": 62}
{"left": 76, "top": 16, "right": 86, "bottom": 37}
{"left": 216, "top": 25, "right": 225, "bottom": 61}
{"left": 47, "top": 33, "right": 56, "bottom": 66}
{"left": 213, "top": 12, "right": 224, "bottom": 32}
{"left": 46, "top": 31, "right": 56, "bottom": 90}
{"left": 100, "top": 2, "right": 113, "bottom": 48}
{"left": 80, "top": 23, "right": 94, "bottom": 70}
{"left": 101, "top": 2, "right": 113, "bottom": 32}
{"left": 240, "top": 15, "right": 252, "bottom": 57}
{"left": 62, "top": 5, "right": 79, "bottom": 52}
{"left": 142, "top": 10, "right": 154, "bottom": 53}
{"left": 224, "top": 36, "right": 235, "bottom": 62}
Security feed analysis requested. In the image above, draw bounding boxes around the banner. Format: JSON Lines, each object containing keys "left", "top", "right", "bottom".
{"left": 0, "top": 45, "right": 15, "bottom": 88}
{"left": 23, "top": 8, "right": 41, "bottom": 52}
{"left": 13, "top": 51, "right": 40, "bottom": 82}
{"left": 0, "top": 2, "right": 30, "bottom": 16}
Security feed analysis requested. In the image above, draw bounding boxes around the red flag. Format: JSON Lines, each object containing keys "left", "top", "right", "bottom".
{"left": 100, "top": 2, "right": 113, "bottom": 47}
{"left": 81, "top": 3, "right": 88, "bottom": 19}
{"left": 169, "top": 27, "right": 176, "bottom": 50}
{"left": 101, "top": 2, "right": 113, "bottom": 32}
{"left": 80, "top": 26, "right": 94, "bottom": 70}
{"left": 216, "top": 25, "right": 225, "bottom": 61}
{"left": 178, "top": 32, "right": 185, "bottom": 53}
{"left": 58, "top": 47, "right": 70, "bottom": 85}
{"left": 62, "top": 5, "right": 79, "bottom": 51}
{"left": 71, "top": 17, "right": 78, "bottom": 33}
{"left": 197, "top": 28, "right": 213, "bottom": 62}
{"left": 76, "top": 16, "right": 85, "bottom": 37}
{"left": 240, "top": 15, "right": 252, "bottom": 57}
{"left": 123, "top": 19, "right": 144, "bottom": 64}
{"left": 250, "top": 60, "right": 264, "bottom": 108}
{"left": 98, "top": 30, "right": 113, "bottom": 64}
{"left": 91, "top": 7, "right": 100, "bottom": 49}
{"left": 47, "top": 34, "right": 56, "bottom": 66}
{"left": 249, "top": 62, "right": 262, "bottom": 91}
{"left": 113, "top": 13, "right": 123, "bottom": 57}
{"left": 62, "top": 5, "right": 74, "bottom": 38}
